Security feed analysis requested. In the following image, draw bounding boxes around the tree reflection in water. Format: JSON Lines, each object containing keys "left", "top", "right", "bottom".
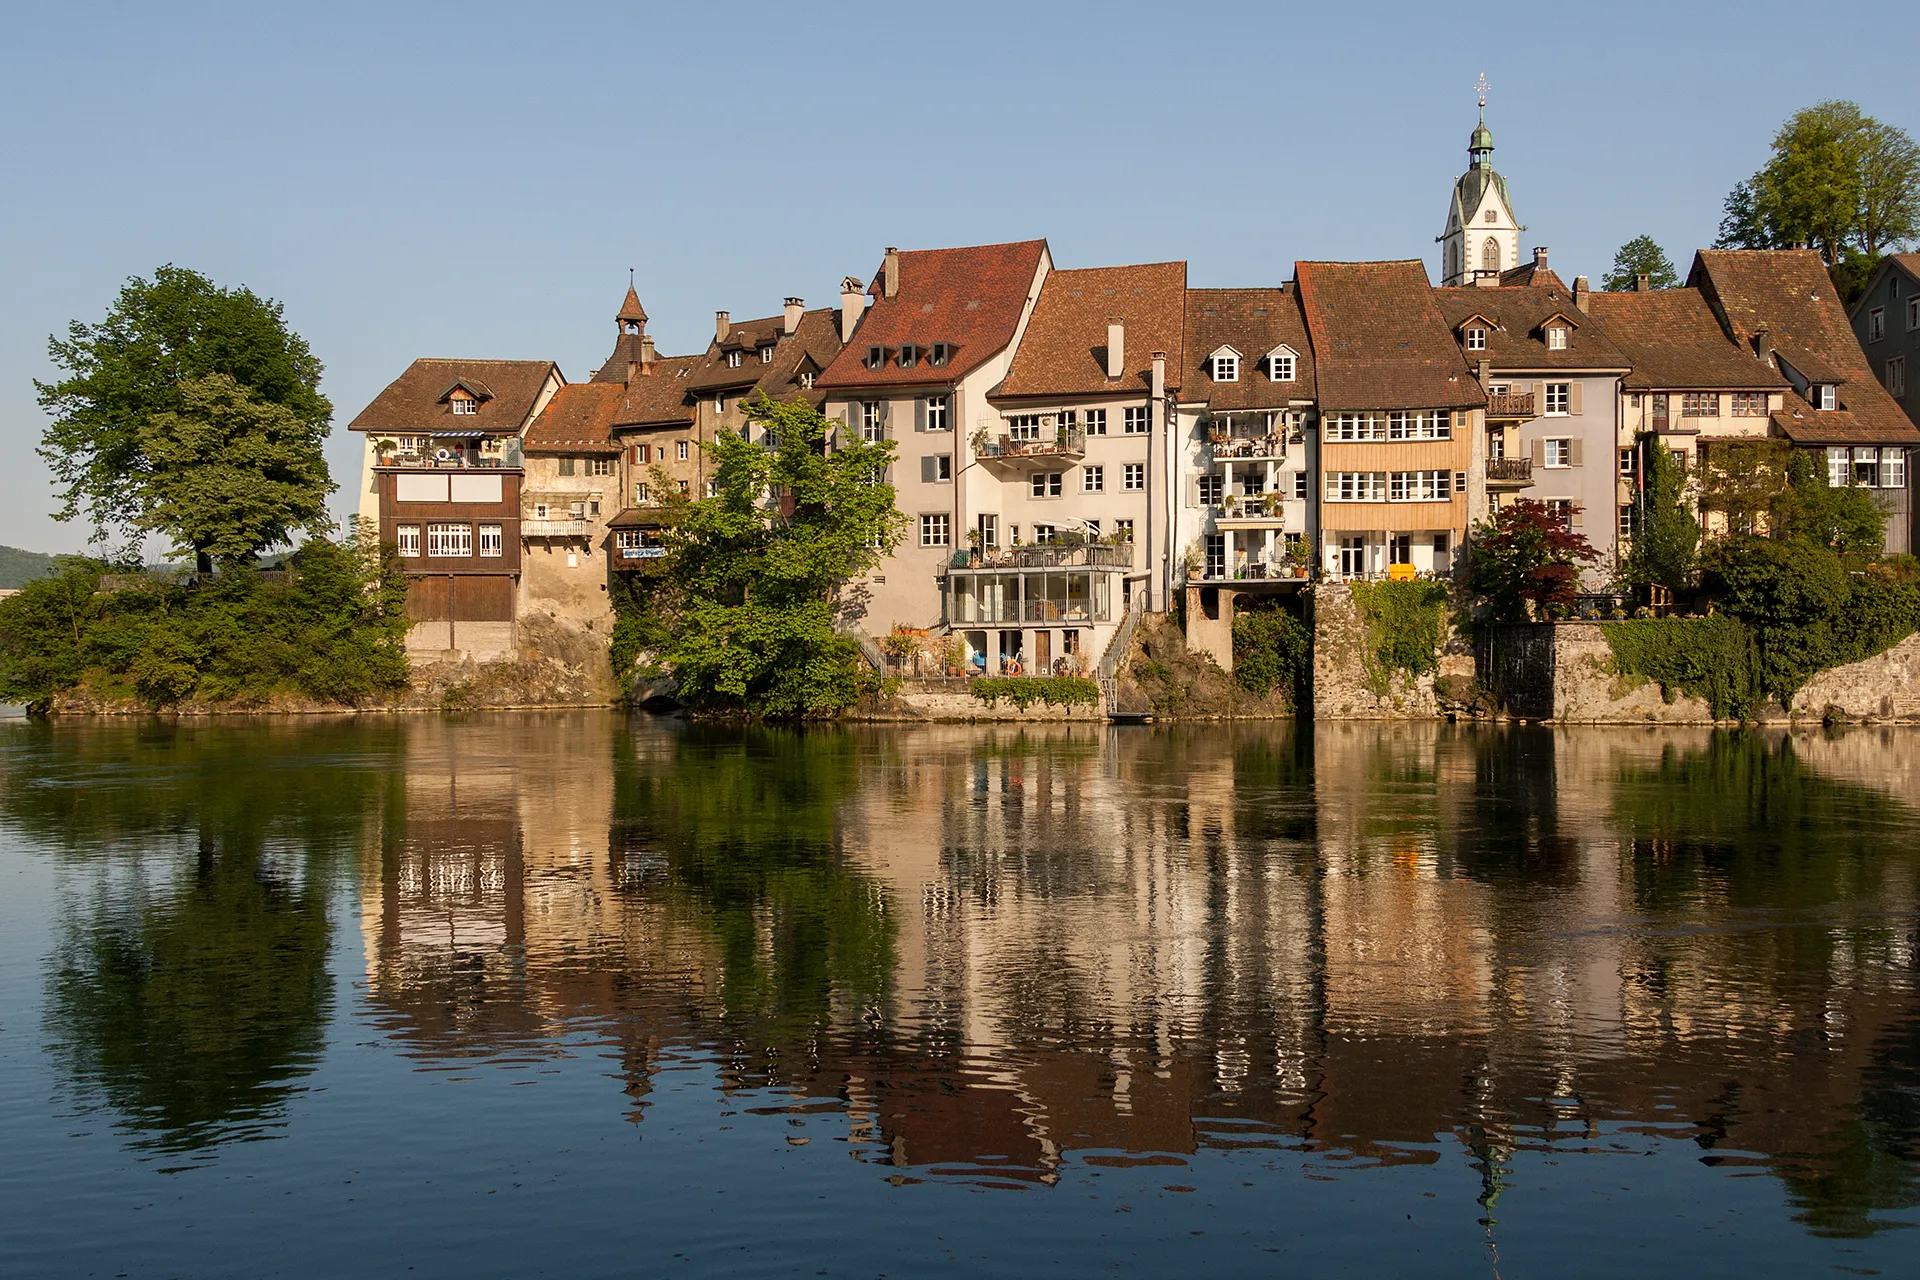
{"left": 8, "top": 720, "right": 394, "bottom": 1157}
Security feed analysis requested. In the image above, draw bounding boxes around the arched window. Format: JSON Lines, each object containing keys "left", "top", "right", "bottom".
{"left": 1447, "top": 242, "right": 1458, "bottom": 280}
{"left": 1482, "top": 238, "right": 1501, "bottom": 272}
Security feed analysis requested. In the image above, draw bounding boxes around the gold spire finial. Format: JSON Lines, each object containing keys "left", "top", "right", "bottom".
{"left": 1474, "top": 72, "right": 1489, "bottom": 117}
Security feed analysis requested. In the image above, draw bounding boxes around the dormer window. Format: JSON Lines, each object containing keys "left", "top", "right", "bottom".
{"left": 1815, "top": 384, "right": 1837, "bottom": 411}
{"left": 865, "top": 345, "right": 885, "bottom": 370}
{"left": 1465, "top": 327, "right": 1487, "bottom": 351}
{"left": 450, "top": 394, "right": 478, "bottom": 415}
{"left": 1210, "top": 351, "right": 1240, "bottom": 382}
{"left": 1547, "top": 325, "right": 1570, "bottom": 350}
{"left": 727, "top": 350, "right": 743, "bottom": 368}
{"left": 759, "top": 345, "right": 775, "bottom": 364}
{"left": 897, "top": 344, "right": 918, "bottom": 368}
{"left": 1267, "top": 347, "right": 1296, "bottom": 382}
{"left": 930, "top": 342, "right": 950, "bottom": 367}
{"left": 799, "top": 371, "right": 815, "bottom": 389}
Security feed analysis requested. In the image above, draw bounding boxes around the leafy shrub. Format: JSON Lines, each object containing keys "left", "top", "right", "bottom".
{"left": 1232, "top": 605, "right": 1309, "bottom": 702}
{"left": 1601, "top": 616, "right": 1763, "bottom": 719}
{"left": 970, "top": 676, "right": 1101, "bottom": 710}
{"left": 1349, "top": 580, "right": 1449, "bottom": 695}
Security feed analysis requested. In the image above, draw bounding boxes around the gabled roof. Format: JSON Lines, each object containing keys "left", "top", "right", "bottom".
{"left": 1691, "top": 249, "right": 1918, "bottom": 444}
{"left": 686, "top": 307, "right": 843, "bottom": 405}
{"left": 1850, "top": 252, "right": 1920, "bottom": 321}
{"left": 1434, "top": 285, "right": 1628, "bottom": 373}
{"left": 1296, "top": 261, "right": 1484, "bottom": 411}
{"left": 617, "top": 285, "right": 647, "bottom": 323}
{"left": 1498, "top": 261, "right": 1565, "bottom": 289}
{"left": 521, "top": 382, "right": 626, "bottom": 455}
{"left": 816, "top": 240, "right": 1047, "bottom": 390}
{"left": 349, "top": 359, "right": 559, "bottom": 434}
{"left": 996, "top": 262, "right": 1186, "bottom": 398}
{"left": 610, "top": 356, "right": 703, "bottom": 429}
{"left": 1583, "top": 289, "right": 1779, "bottom": 390}
{"left": 1179, "top": 286, "right": 1317, "bottom": 412}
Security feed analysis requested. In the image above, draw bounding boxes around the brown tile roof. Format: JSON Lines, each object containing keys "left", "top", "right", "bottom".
{"left": 1692, "top": 249, "right": 1918, "bottom": 444}
{"left": 1432, "top": 284, "right": 1631, "bottom": 371}
{"left": 348, "top": 359, "right": 558, "bottom": 435}
{"left": 1584, "top": 289, "right": 1784, "bottom": 391}
{"left": 610, "top": 355, "right": 703, "bottom": 429}
{"left": 521, "top": 382, "right": 625, "bottom": 455}
{"left": 996, "top": 262, "right": 1187, "bottom": 398}
{"left": 816, "top": 240, "right": 1047, "bottom": 390}
{"left": 617, "top": 285, "right": 647, "bottom": 323}
{"left": 1295, "top": 261, "right": 1485, "bottom": 411}
{"left": 1178, "top": 286, "right": 1316, "bottom": 410}
{"left": 686, "top": 307, "right": 844, "bottom": 404}
{"left": 1768, "top": 396, "right": 1920, "bottom": 445}
{"left": 1497, "top": 261, "right": 1567, "bottom": 289}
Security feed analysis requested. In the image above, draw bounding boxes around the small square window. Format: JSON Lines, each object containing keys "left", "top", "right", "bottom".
{"left": 1484, "top": 209, "right": 1497, "bottom": 223}
{"left": 1547, "top": 326, "right": 1569, "bottom": 350}
{"left": 1270, "top": 353, "right": 1295, "bottom": 381}
{"left": 930, "top": 343, "right": 949, "bottom": 366}
{"left": 1124, "top": 463, "right": 1145, "bottom": 491}
{"left": 1544, "top": 383, "right": 1570, "bottom": 415}
{"left": 759, "top": 345, "right": 775, "bottom": 363}
{"left": 1083, "top": 465, "right": 1104, "bottom": 492}
{"left": 865, "top": 346, "right": 885, "bottom": 370}
{"left": 1123, "top": 405, "right": 1149, "bottom": 435}
{"left": 727, "top": 350, "right": 743, "bottom": 368}
{"left": 1465, "top": 327, "right": 1486, "bottom": 351}
{"left": 1544, "top": 438, "right": 1573, "bottom": 468}
{"left": 1030, "top": 471, "right": 1063, "bottom": 498}
{"left": 1212, "top": 353, "right": 1239, "bottom": 382}
{"left": 920, "top": 513, "right": 950, "bottom": 547}
{"left": 799, "top": 370, "right": 814, "bottom": 389}
{"left": 1085, "top": 408, "right": 1108, "bottom": 435}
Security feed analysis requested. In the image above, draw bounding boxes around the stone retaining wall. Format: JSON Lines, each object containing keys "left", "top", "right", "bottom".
{"left": 850, "top": 678, "right": 1106, "bottom": 722}
{"left": 1310, "top": 583, "right": 1447, "bottom": 720}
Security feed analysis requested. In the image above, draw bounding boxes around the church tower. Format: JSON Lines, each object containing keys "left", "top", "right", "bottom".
{"left": 1439, "top": 76, "right": 1521, "bottom": 286}
{"left": 592, "top": 279, "right": 656, "bottom": 383}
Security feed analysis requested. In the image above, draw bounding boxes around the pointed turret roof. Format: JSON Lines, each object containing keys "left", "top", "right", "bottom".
{"left": 618, "top": 284, "right": 648, "bottom": 324}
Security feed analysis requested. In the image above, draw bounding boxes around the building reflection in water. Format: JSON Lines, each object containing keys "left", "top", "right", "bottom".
{"left": 345, "top": 714, "right": 1920, "bottom": 1234}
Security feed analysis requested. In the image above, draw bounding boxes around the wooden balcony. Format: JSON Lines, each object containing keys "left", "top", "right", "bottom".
{"left": 1486, "top": 457, "right": 1534, "bottom": 487}
{"left": 1485, "top": 391, "right": 1536, "bottom": 420}
{"left": 522, "top": 519, "right": 592, "bottom": 538}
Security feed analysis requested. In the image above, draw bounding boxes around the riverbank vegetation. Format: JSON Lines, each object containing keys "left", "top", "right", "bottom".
{"left": 1231, "top": 602, "right": 1310, "bottom": 704}
{"left": 0, "top": 533, "right": 411, "bottom": 710}
{"left": 609, "top": 395, "right": 906, "bottom": 719}
{"left": 969, "top": 676, "right": 1101, "bottom": 710}
{"left": 1349, "top": 580, "right": 1450, "bottom": 696}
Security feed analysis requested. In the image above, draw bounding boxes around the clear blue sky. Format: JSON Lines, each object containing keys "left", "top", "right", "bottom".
{"left": 2, "top": 0, "right": 1914, "bottom": 554}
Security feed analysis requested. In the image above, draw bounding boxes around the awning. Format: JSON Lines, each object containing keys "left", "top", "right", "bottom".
{"left": 427, "top": 429, "right": 490, "bottom": 439}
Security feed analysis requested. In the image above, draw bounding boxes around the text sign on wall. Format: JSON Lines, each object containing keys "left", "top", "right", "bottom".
{"left": 621, "top": 546, "right": 668, "bottom": 560}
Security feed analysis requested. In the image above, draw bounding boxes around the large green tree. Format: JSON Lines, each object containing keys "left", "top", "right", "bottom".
{"left": 1621, "top": 439, "right": 1700, "bottom": 593}
{"left": 36, "top": 265, "right": 333, "bottom": 564}
{"left": 632, "top": 394, "right": 906, "bottom": 718}
{"left": 137, "top": 374, "right": 334, "bottom": 568}
{"left": 1713, "top": 101, "right": 1920, "bottom": 300}
{"left": 1603, "top": 235, "right": 1679, "bottom": 291}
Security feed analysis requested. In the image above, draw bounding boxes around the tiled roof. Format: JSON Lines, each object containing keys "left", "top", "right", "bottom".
{"left": 1295, "top": 260, "right": 1485, "bottom": 411}
{"left": 348, "top": 359, "right": 558, "bottom": 434}
{"left": 816, "top": 240, "right": 1047, "bottom": 390}
{"left": 686, "top": 307, "right": 843, "bottom": 403}
{"left": 1178, "top": 286, "right": 1317, "bottom": 411}
{"left": 521, "top": 382, "right": 625, "bottom": 455}
{"left": 1432, "top": 284, "right": 1631, "bottom": 371}
{"left": 996, "top": 262, "right": 1186, "bottom": 397}
{"left": 617, "top": 285, "right": 647, "bottom": 323}
{"left": 1769, "top": 396, "right": 1920, "bottom": 446}
{"left": 610, "top": 356, "right": 703, "bottom": 429}
{"left": 1585, "top": 289, "right": 1784, "bottom": 391}
{"left": 1692, "top": 249, "right": 1917, "bottom": 443}
{"left": 1497, "top": 261, "right": 1566, "bottom": 289}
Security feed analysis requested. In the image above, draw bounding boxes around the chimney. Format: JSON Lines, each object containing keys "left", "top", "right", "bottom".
{"left": 1150, "top": 350, "right": 1166, "bottom": 402}
{"left": 1532, "top": 246, "right": 1549, "bottom": 273}
{"left": 640, "top": 334, "right": 656, "bottom": 374}
{"left": 1635, "top": 273, "right": 1650, "bottom": 292}
{"left": 1106, "top": 317, "right": 1125, "bottom": 379}
{"left": 839, "top": 277, "right": 865, "bottom": 343}
{"left": 783, "top": 297, "right": 804, "bottom": 336}
{"left": 1755, "top": 327, "right": 1774, "bottom": 367}
{"left": 883, "top": 247, "right": 900, "bottom": 300}
{"left": 1573, "top": 275, "right": 1590, "bottom": 312}
{"left": 1477, "top": 358, "right": 1492, "bottom": 388}
{"left": 715, "top": 310, "right": 730, "bottom": 343}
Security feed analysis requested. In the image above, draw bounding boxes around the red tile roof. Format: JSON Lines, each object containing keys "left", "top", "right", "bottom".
{"left": 686, "top": 307, "right": 843, "bottom": 403}
{"left": 617, "top": 285, "right": 647, "bottom": 323}
{"left": 348, "top": 359, "right": 558, "bottom": 435}
{"left": 1295, "top": 261, "right": 1485, "bottom": 411}
{"left": 996, "top": 262, "right": 1186, "bottom": 397}
{"left": 1693, "top": 249, "right": 1918, "bottom": 445}
{"left": 816, "top": 240, "right": 1047, "bottom": 390}
{"left": 1431, "top": 284, "right": 1631, "bottom": 372}
{"left": 1179, "top": 286, "right": 1316, "bottom": 410}
{"left": 610, "top": 356, "right": 703, "bottom": 429}
{"left": 521, "top": 382, "right": 625, "bottom": 454}
{"left": 1585, "top": 289, "right": 1783, "bottom": 391}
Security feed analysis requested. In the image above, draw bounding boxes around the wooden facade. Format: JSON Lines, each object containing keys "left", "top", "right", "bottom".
{"left": 376, "top": 466, "right": 522, "bottom": 627}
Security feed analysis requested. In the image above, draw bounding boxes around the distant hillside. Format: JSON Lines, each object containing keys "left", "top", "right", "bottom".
{"left": 0, "top": 545, "right": 58, "bottom": 589}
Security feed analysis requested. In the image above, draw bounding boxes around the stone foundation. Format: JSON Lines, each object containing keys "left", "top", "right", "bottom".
{"left": 1310, "top": 583, "right": 1445, "bottom": 720}
{"left": 851, "top": 678, "right": 1106, "bottom": 722}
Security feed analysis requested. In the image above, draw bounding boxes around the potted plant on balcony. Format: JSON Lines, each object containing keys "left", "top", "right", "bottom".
{"left": 373, "top": 438, "right": 399, "bottom": 464}
{"left": 1286, "top": 538, "right": 1312, "bottom": 578}
{"left": 942, "top": 637, "right": 964, "bottom": 677}
{"left": 1263, "top": 492, "right": 1285, "bottom": 517}
{"left": 965, "top": 527, "right": 982, "bottom": 564}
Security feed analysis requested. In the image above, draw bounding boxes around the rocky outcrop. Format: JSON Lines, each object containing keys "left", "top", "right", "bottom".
{"left": 1787, "top": 633, "right": 1920, "bottom": 723}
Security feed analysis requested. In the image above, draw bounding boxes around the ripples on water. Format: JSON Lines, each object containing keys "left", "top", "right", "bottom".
{"left": 2, "top": 713, "right": 1918, "bottom": 1277}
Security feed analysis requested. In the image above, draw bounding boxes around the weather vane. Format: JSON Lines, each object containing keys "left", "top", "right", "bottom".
{"left": 1474, "top": 72, "right": 1489, "bottom": 112}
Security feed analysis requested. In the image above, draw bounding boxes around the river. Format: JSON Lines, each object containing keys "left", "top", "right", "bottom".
{"left": 1, "top": 713, "right": 1916, "bottom": 1277}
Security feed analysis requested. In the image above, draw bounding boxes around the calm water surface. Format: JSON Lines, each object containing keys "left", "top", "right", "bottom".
{"left": 2, "top": 713, "right": 1918, "bottom": 1278}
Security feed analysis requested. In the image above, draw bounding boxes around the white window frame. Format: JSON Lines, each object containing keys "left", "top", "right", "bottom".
{"left": 1008, "top": 414, "right": 1041, "bottom": 441}
{"left": 478, "top": 523, "right": 502, "bottom": 557}
{"left": 1029, "top": 471, "right": 1064, "bottom": 498}
{"left": 1123, "top": 405, "right": 1149, "bottom": 435}
{"left": 1853, "top": 446, "right": 1883, "bottom": 488}
{"left": 1544, "top": 383, "right": 1571, "bottom": 416}
{"left": 1269, "top": 351, "right": 1295, "bottom": 381}
{"left": 450, "top": 395, "right": 478, "bottom": 415}
{"left": 1547, "top": 325, "right": 1569, "bottom": 351}
{"left": 1212, "top": 353, "right": 1239, "bottom": 382}
{"left": 1085, "top": 408, "right": 1108, "bottom": 435}
{"left": 1884, "top": 447, "right": 1908, "bottom": 490}
{"left": 677, "top": 440, "right": 690, "bottom": 461}
{"left": 1465, "top": 327, "right": 1487, "bottom": 351}
{"left": 1123, "top": 462, "right": 1145, "bottom": 491}
{"left": 1543, "top": 437, "right": 1573, "bottom": 468}
{"left": 862, "top": 401, "right": 885, "bottom": 442}
{"left": 1083, "top": 465, "right": 1104, "bottom": 493}
{"left": 426, "top": 523, "right": 471, "bottom": 557}
{"left": 1828, "top": 447, "right": 1850, "bottom": 488}
{"left": 759, "top": 345, "right": 775, "bottom": 364}
{"left": 396, "top": 525, "right": 421, "bottom": 557}
{"left": 925, "top": 394, "right": 950, "bottom": 432}
{"left": 919, "top": 513, "right": 950, "bottom": 547}
{"left": 727, "top": 350, "right": 743, "bottom": 368}
{"left": 635, "top": 483, "right": 650, "bottom": 503}
{"left": 1816, "top": 384, "right": 1837, "bottom": 411}
{"left": 1323, "top": 472, "right": 1388, "bottom": 502}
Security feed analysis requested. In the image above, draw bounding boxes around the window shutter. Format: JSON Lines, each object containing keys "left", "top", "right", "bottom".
{"left": 1571, "top": 502, "right": 1585, "bottom": 528}
{"left": 1568, "top": 439, "right": 1584, "bottom": 467}
{"left": 1532, "top": 438, "right": 1546, "bottom": 466}
{"left": 843, "top": 404, "right": 857, "bottom": 435}
{"left": 1184, "top": 478, "right": 1197, "bottom": 508}
{"left": 920, "top": 455, "right": 937, "bottom": 483}
{"left": 1568, "top": 383, "right": 1584, "bottom": 415}
{"left": 914, "top": 398, "right": 927, "bottom": 432}
{"left": 1535, "top": 381, "right": 1548, "bottom": 411}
